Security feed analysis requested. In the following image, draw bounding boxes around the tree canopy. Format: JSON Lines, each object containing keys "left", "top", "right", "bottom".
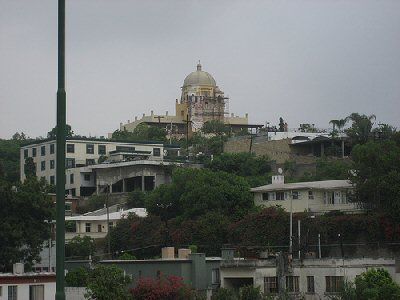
{"left": 47, "top": 124, "right": 74, "bottom": 139}
{"left": 112, "top": 124, "right": 166, "bottom": 142}
{"left": 350, "top": 140, "right": 400, "bottom": 218}
{"left": 0, "top": 177, "right": 54, "bottom": 271}
{"left": 145, "top": 168, "right": 254, "bottom": 221}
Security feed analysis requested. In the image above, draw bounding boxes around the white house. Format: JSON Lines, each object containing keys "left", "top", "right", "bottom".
{"left": 251, "top": 175, "right": 359, "bottom": 214}
{"left": 0, "top": 264, "right": 55, "bottom": 300}
{"left": 220, "top": 255, "right": 400, "bottom": 299}
{"left": 65, "top": 207, "right": 147, "bottom": 240}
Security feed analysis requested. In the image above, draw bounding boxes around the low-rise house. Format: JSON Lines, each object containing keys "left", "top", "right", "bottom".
{"left": 219, "top": 249, "right": 400, "bottom": 299}
{"left": 251, "top": 175, "right": 359, "bottom": 214}
{"left": 0, "top": 264, "right": 55, "bottom": 300}
{"left": 101, "top": 247, "right": 221, "bottom": 297}
{"left": 65, "top": 207, "right": 147, "bottom": 240}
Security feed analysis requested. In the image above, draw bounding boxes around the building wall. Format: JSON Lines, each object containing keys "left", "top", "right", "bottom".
{"left": 20, "top": 139, "right": 165, "bottom": 194}
{"left": 220, "top": 258, "right": 400, "bottom": 300}
{"left": 254, "top": 188, "right": 358, "bottom": 213}
{"left": 0, "top": 281, "right": 55, "bottom": 300}
{"left": 224, "top": 137, "right": 317, "bottom": 165}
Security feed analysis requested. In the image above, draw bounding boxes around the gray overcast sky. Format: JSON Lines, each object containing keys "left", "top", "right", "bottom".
{"left": 1, "top": 0, "right": 400, "bottom": 139}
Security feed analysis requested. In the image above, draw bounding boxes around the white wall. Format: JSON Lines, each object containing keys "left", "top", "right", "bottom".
{"left": 0, "top": 281, "right": 55, "bottom": 300}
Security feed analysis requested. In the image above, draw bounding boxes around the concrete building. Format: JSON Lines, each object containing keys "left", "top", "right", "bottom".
{"left": 65, "top": 207, "right": 147, "bottom": 240}
{"left": 101, "top": 247, "right": 221, "bottom": 297}
{"left": 220, "top": 251, "right": 400, "bottom": 299}
{"left": 251, "top": 175, "right": 359, "bottom": 214}
{"left": 117, "top": 62, "right": 262, "bottom": 137}
{"left": 20, "top": 138, "right": 180, "bottom": 197}
{"left": 0, "top": 264, "right": 55, "bottom": 300}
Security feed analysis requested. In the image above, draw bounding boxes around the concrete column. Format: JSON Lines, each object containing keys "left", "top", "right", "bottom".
{"left": 122, "top": 179, "right": 126, "bottom": 193}
{"left": 96, "top": 185, "right": 99, "bottom": 195}
{"left": 320, "top": 143, "right": 325, "bottom": 157}
{"left": 141, "top": 175, "right": 145, "bottom": 192}
{"left": 341, "top": 140, "right": 345, "bottom": 158}
{"left": 189, "top": 253, "right": 207, "bottom": 290}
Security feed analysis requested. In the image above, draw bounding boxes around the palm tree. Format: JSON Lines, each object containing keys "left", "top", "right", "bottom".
{"left": 346, "top": 113, "right": 376, "bottom": 144}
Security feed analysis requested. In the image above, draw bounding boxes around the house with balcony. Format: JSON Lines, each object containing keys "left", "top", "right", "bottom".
{"left": 251, "top": 175, "right": 360, "bottom": 214}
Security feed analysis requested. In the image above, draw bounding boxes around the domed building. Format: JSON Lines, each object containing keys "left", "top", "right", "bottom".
{"left": 117, "top": 62, "right": 261, "bottom": 139}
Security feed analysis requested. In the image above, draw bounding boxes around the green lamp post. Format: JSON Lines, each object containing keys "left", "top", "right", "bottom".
{"left": 55, "top": 0, "right": 66, "bottom": 299}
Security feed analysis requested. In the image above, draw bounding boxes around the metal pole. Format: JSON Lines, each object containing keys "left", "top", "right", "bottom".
{"left": 289, "top": 194, "right": 293, "bottom": 256}
{"left": 318, "top": 234, "right": 321, "bottom": 259}
{"left": 298, "top": 219, "right": 301, "bottom": 259}
{"left": 55, "top": 0, "right": 66, "bottom": 299}
{"left": 107, "top": 185, "right": 111, "bottom": 257}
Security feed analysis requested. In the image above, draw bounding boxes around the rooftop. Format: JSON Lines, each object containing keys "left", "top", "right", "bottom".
{"left": 251, "top": 179, "right": 353, "bottom": 192}
{"left": 65, "top": 207, "right": 147, "bottom": 222}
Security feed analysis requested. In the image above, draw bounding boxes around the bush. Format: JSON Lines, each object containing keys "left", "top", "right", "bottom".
{"left": 65, "top": 236, "right": 95, "bottom": 259}
{"left": 211, "top": 288, "right": 237, "bottom": 300}
{"left": 354, "top": 268, "right": 400, "bottom": 300}
{"left": 130, "top": 275, "right": 192, "bottom": 300}
{"left": 239, "top": 285, "right": 263, "bottom": 300}
{"left": 85, "top": 265, "right": 131, "bottom": 300}
{"left": 65, "top": 267, "right": 89, "bottom": 287}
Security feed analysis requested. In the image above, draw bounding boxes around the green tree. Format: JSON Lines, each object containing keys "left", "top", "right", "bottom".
{"left": 201, "top": 120, "right": 230, "bottom": 135}
{"left": 345, "top": 113, "right": 376, "bottom": 144}
{"left": 112, "top": 124, "right": 166, "bottom": 142}
{"left": 65, "top": 236, "right": 96, "bottom": 259}
{"left": 354, "top": 268, "right": 400, "bottom": 300}
{"left": 206, "top": 153, "right": 271, "bottom": 187}
{"left": 350, "top": 141, "right": 400, "bottom": 218}
{"left": 24, "top": 157, "right": 36, "bottom": 178}
{"left": 65, "top": 267, "right": 89, "bottom": 287}
{"left": 126, "top": 190, "right": 146, "bottom": 208}
{"left": 0, "top": 137, "right": 25, "bottom": 183}
{"left": 85, "top": 265, "right": 131, "bottom": 300}
{"left": 47, "top": 124, "right": 74, "bottom": 139}
{"left": 146, "top": 168, "right": 254, "bottom": 221}
{"left": 0, "top": 177, "right": 54, "bottom": 271}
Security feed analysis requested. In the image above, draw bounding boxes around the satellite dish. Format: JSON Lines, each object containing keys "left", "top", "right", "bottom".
{"left": 278, "top": 168, "right": 283, "bottom": 174}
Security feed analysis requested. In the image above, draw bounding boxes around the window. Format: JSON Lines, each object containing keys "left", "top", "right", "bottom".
{"left": 276, "top": 191, "right": 285, "bottom": 200}
{"left": 24, "top": 149, "right": 28, "bottom": 158}
{"left": 29, "top": 285, "right": 44, "bottom": 300}
{"left": 71, "top": 188, "right": 76, "bottom": 197}
{"left": 50, "top": 143, "right": 55, "bottom": 154}
{"left": 262, "top": 193, "right": 269, "bottom": 201}
{"left": 286, "top": 276, "right": 299, "bottom": 293}
{"left": 264, "top": 277, "right": 278, "bottom": 294}
{"left": 326, "top": 276, "right": 344, "bottom": 293}
{"left": 308, "top": 190, "right": 314, "bottom": 200}
{"left": 66, "top": 144, "right": 75, "bottom": 153}
{"left": 0, "top": 286, "right": 2, "bottom": 296}
{"left": 41, "top": 145, "right": 46, "bottom": 156}
{"left": 8, "top": 285, "right": 17, "bottom": 300}
{"left": 70, "top": 173, "right": 74, "bottom": 184}
{"left": 86, "top": 159, "right": 95, "bottom": 166}
{"left": 211, "top": 268, "right": 220, "bottom": 284}
{"left": 292, "top": 191, "right": 300, "bottom": 200}
{"left": 116, "top": 146, "right": 135, "bottom": 152}
{"left": 50, "top": 160, "right": 55, "bottom": 169}
{"left": 66, "top": 158, "right": 75, "bottom": 169}
{"left": 98, "top": 224, "right": 102, "bottom": 232}
{"left": 307, "top": 276, "right": 315, "bottom": 293}
{"left": 85, "top": 223, "right": 91, "bottom": 232}
{"left": 50, "top": 176, "right": 55, "bottom": 185}
{"left": 108, "top": 222, "right": 113, "bottom": 229}
{"left": 153, "top": 148, "right": 161, "bottom": 157}
{"left": 84, "top": 174, "right": 91, "bottom": 181}
{"left": 98, "top": 144, "right": 106, "bottom": 155}
{"left": 324, "top": 192, "right": 334, "bottom": 205}
{"left": 41, "top": 161, "right": 46, "bottom": 171}
{"left": 32, "top": 147, "right": 37, "bottom": 157}
{"left": 86, "top": 144, "right": 94, "bottom": 154}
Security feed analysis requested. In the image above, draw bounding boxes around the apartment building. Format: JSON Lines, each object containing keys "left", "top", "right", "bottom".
{"left": 20, "top": 138, "right": 180, "bottom": 196}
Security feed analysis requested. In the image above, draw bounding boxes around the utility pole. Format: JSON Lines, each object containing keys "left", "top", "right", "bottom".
{"left": 289, "top": 191, "right": 293, "bottom": 256}
{"left": 55, "top": 0, "right": 66, "bottom": 299}
{"left": 106, "top": 185, "right": 111, "bottom": 258}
